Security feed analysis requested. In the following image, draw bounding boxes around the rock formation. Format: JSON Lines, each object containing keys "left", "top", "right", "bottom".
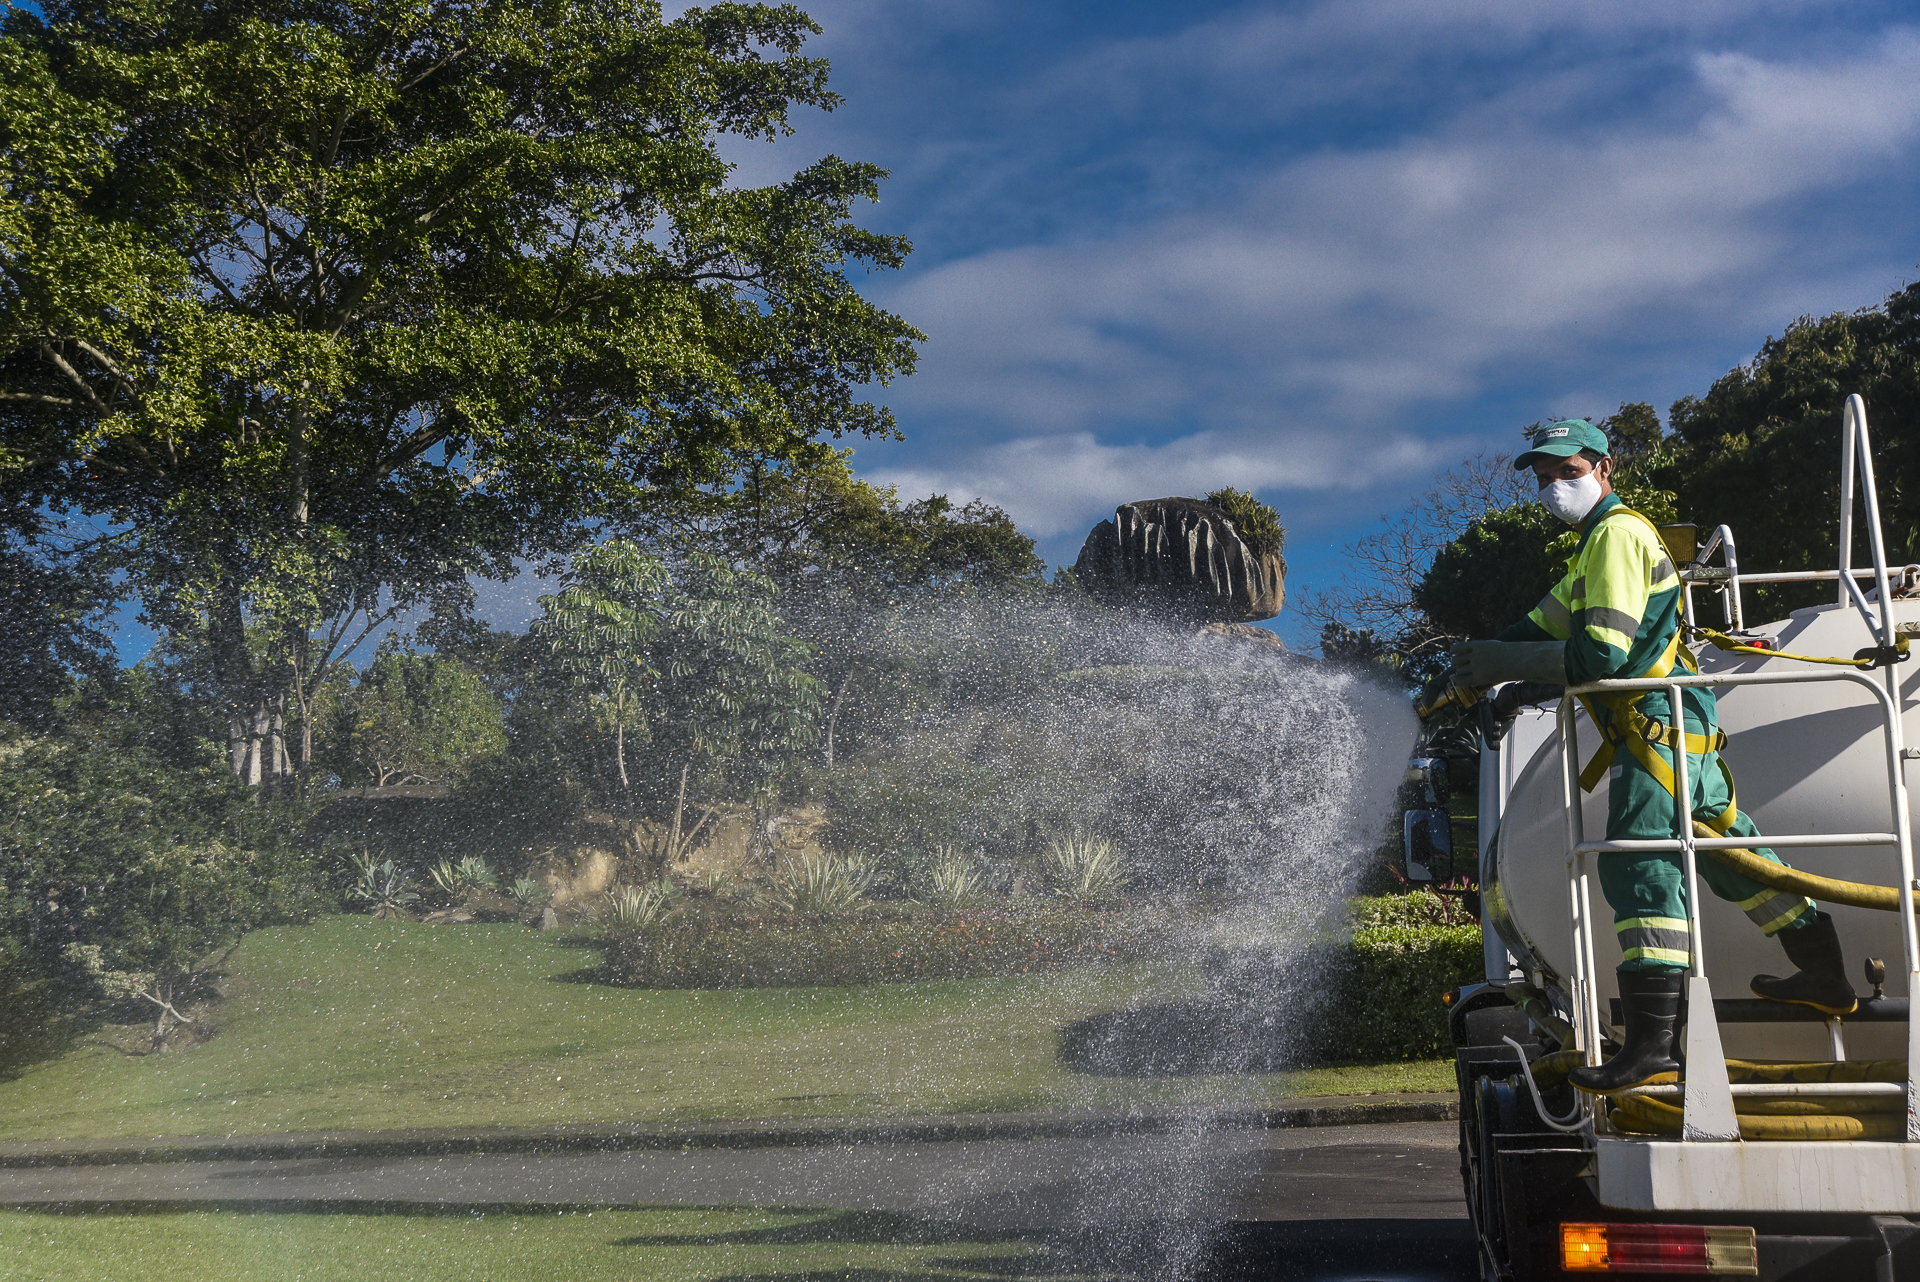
{"left": 1073, "top": 496, "right": 1286, "bottom": 622}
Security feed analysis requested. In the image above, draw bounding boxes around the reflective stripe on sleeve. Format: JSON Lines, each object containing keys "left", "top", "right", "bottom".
{"left": 1534, "top": 590, "right": 1574, "bottom": 636}
{"left": 1576, "top": 605, "right": 1640, "bottom": 639}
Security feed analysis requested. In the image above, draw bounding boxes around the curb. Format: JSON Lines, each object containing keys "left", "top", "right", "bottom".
{"left": 0, "top": 1096, "right": 1457, "bottom": 1168}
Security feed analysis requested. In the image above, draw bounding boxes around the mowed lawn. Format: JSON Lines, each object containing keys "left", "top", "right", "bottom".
{"left": 0, "top": 916, "right": 1450, "bottom": 1142}
{"left": 0, "top": 1206, "right": 1130, "bottom": 1282}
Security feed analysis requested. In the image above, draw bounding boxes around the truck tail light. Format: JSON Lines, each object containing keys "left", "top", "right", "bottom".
{"left": 1561, "top": 1222, "right": 1758, "bottom": 1275}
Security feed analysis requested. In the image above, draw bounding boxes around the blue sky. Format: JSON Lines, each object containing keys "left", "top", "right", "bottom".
{"left": 87, "top": 1, "right": 1920, "bottom": 660}
{"left": 688, "top": 0, "right": 1920, "bottom": 648}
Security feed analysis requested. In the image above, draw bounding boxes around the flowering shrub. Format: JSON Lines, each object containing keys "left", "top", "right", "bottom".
{"left": 604, "top": 903, "right": 1174, "bottom": 988}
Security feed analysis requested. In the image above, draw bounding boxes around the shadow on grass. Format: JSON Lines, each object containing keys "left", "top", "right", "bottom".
{"left": 0, "top": 982, "right": 112, "bottom": 1082}
{"left": 0, "top": 1204, "right": 1477, "bottom": 1280}
{"left": 1058, "top": 1000, "right": 1296, "bottom": 1078}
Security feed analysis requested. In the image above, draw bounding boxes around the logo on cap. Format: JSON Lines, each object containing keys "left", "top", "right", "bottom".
{"left": 1537, "top": 426, "right": 1570, "bottom": 440}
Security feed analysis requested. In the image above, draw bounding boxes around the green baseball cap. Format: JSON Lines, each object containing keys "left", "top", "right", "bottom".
{"left": 1514, "top": 418, "right": 1609, "bottom": 470}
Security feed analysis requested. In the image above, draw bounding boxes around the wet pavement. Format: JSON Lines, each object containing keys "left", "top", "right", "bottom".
{"left": 0, "top": 1119, "right": 1475, "bottom": 1279}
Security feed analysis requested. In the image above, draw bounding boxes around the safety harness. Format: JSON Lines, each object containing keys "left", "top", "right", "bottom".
{"left": 1573, "top": 505, "right": 1721, "bottom": 795}
{"left": 1573, "top": 505, "right": 1912, "bottom": 796}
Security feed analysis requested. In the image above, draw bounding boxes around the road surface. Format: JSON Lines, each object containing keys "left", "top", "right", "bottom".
{"left": 0, "top": 1119, "right": 1475, "bottom": 1279}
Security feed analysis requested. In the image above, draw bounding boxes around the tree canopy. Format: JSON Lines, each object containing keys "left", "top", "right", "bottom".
{"left": 534, "top": 539, "right": 820, "bottom": 799}
{"left": 0, "top": 0, "right": 920, "bottom": 786}
{"left": 1652, "top": 282, "right": 1920, "bottom": 617}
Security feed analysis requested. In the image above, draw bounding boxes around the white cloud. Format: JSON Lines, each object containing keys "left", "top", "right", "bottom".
{"left": 867, "top": 429, "right": 1440, "bottom": 539}
{"left": 867, "top": 30, "right": 1920, "bottom": 534}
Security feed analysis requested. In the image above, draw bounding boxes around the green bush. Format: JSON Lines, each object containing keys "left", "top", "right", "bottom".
{"left": 1322, "top": 922, "right": 1485, "bottom": 1061}
{"left": 604, "top": 903, "right": 1174, "bottom": 989}
{"left": 0, "top": 717, "right": 327, "bottom": 994}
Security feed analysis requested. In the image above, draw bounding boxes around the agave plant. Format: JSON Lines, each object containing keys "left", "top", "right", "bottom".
{"left": 509, "top": 876, "right": 547, "bottom": 906}
{"left": 921, "top": 846, "right": 984, "bottom": 907}
{"left": 430, "top": 855, "right": 496, "bottom": 899}
{"left": 1044, "top": 834, "right": 1127, "bottom": 901}
{"left": 429, "top": 859, "right": 462, "bottom": 897}
{"left": 605, "top": 881, "right": 678, "bottom": 930}
{"left": 454, "top": 855, "right": 494, "bottom": 889}
{"left": 765, "top": 853, "right": 874, "bottom": 915}
{"left": 351, "top": 859, "right": 419, "bottom": 919}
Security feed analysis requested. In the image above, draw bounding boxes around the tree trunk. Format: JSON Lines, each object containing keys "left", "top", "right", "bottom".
{"left": 614, "top": 688, "right": 630, "bottom": 790}
{"left": 228, "top": 694, "right": 290, "bottom": 790}
{"left": 290, "top": 627, "right": 314, "bottom": 801}
{"left": 824, "top": 662, "right": 856, "bottom": 769}
{"left": 667, "top": 762, "right": 688, "bottom": 860}
{"left": 210, "top": 572, "right": 293, "bottom": 794}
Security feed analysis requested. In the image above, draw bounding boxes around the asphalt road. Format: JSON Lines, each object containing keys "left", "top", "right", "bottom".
{"left": 0, "top": 1120, "right": 1476, "bottom": 1280}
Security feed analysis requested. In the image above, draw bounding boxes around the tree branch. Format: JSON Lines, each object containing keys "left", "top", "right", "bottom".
{"left": 36, "top": 342, "right": 110, "bottom": 414}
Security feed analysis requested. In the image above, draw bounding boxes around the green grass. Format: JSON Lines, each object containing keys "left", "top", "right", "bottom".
{"left": 0, "top": 1206, "right": 1130, "bottom": 1281}
{"left": 0, "top": 916, "right": 1450, "bottom": 1142}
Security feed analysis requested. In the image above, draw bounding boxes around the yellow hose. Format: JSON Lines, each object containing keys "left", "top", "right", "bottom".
{"left": 1609, "top": 1094, "right": 1903, "bottom": 1140}
{"left": 1691, "top": 821, "right": 1908, "bottom": 912}
{"left": 1599, "top": 1059, "right": 1908, "bottom": 1140}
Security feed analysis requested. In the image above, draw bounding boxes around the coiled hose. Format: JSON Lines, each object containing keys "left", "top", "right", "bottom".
{"left": 1520, "top": 1052, "right": 1908, "bottom": 1140}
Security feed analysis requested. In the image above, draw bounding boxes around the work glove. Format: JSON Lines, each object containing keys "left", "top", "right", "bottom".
{"left": 1450, "top": 639, "right": 1568, "bottom": 688}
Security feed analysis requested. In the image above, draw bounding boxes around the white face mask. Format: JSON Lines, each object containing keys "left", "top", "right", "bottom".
{"left": 1542, "top": 471, "right": 1603, "bottom": 525}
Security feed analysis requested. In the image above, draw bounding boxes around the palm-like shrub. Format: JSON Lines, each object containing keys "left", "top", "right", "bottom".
{"left": 921, "top": 846, "right": 984, "bottom": 907}
{"left": 1044, "top": 835, "right": 1126, "bottom": 901}
{"left": 764, "top": 853, "right": 874, "bottom": 915}
{"left": 606, "top": 882, "right": 678, "bottom": 929}
{"left": 429, "top": 855, "right": 496, "bottom": 899}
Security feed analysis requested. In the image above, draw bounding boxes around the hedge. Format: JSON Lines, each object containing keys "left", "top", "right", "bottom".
{"left": 601, "top": 894, "right": 1487, "bottom": 1063}
{"left": 603, "top": 903, "right": 1175, "bottom": 989}
{"left": 1324, "top": 922, "right": 1486, "bottom": 1061}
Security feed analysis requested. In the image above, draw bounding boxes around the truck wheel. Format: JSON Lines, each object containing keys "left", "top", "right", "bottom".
{"left": 1465, "top": 1075, "right": 1514, "bottom": 1281}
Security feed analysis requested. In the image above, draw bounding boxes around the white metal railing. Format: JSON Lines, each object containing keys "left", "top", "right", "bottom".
{"left": 1551, "top": 394, "right": 1919, "bottom": 1144}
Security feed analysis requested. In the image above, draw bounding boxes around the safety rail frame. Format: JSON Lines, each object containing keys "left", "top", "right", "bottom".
{"left": 1549, "top": 394, "right": 1920, "bottom": 1144}
{"left": 1556, "top": 667, "right": 1918, "bottom": 1140}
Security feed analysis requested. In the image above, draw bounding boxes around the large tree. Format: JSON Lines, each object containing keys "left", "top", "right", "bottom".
{"left": 0, "top": 0, "right": 920, "bottom": 789}
{"left": 1653, "top": 282, "right": 1920, "bottom": 618}
{"left": 700, "top": 458, "right": 1047, "bottom": 765}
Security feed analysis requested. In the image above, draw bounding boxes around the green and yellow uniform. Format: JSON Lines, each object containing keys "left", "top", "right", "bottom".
{"left": 1497, "top": 492, "right": 1816, "bottom": 972}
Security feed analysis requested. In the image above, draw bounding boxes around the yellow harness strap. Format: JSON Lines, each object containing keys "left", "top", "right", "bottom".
{"left": 1693, "top": 626, "right": 1907, "bottom": 670}
{"left": 1575, "top": 622, "right": 1712, "bottom": 792}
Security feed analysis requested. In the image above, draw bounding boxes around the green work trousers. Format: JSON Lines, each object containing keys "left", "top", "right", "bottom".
{"left": 1596, "top": 688, "right": 1816, "bottom": 975}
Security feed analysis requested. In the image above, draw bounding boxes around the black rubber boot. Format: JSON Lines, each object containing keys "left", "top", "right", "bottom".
{"left": 1569, "top": 972, "right": 1684, "bottom": 1095}
{"left": 1750, "top": 911, "right": 1858, "bottom": 1015}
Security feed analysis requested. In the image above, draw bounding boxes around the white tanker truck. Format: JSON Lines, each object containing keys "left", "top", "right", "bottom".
{"left": 1407, "top": 396, "right": 1920, "bottom": 1280}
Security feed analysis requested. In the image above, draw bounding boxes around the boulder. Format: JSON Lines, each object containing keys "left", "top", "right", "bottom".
{"left": 1073, "top": 497, "right": 1286, "bottom": 622}
{"left": 1196, "top": 621, "right": 1287, "bottom": 652}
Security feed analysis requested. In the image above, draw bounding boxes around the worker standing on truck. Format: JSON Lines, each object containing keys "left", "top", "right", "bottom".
{"left": 1449, "top": 419, "right": 1859, "bottom": 1094}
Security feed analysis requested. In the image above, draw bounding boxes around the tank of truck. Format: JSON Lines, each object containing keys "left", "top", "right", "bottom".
{"left": 1484, "top": 596, "right": 1920, "bottom": 1064}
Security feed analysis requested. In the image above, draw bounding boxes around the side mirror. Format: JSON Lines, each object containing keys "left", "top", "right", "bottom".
{"left": 1404, "top": 808, "right": 1454, "bottom": 883}
{"left": 1406, "top": 756, "right": 1451, "bottom": 806}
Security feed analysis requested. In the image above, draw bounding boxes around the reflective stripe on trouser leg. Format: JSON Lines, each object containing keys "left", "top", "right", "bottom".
{"left": 1615, "top": 915, "right": 1692, "bottom": 969}
{"left": 1599, "top": 849, "right": 1692, "bottom": 975}
{"left": 1707, "top": 802, "right": 1815, "bottom": 935}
